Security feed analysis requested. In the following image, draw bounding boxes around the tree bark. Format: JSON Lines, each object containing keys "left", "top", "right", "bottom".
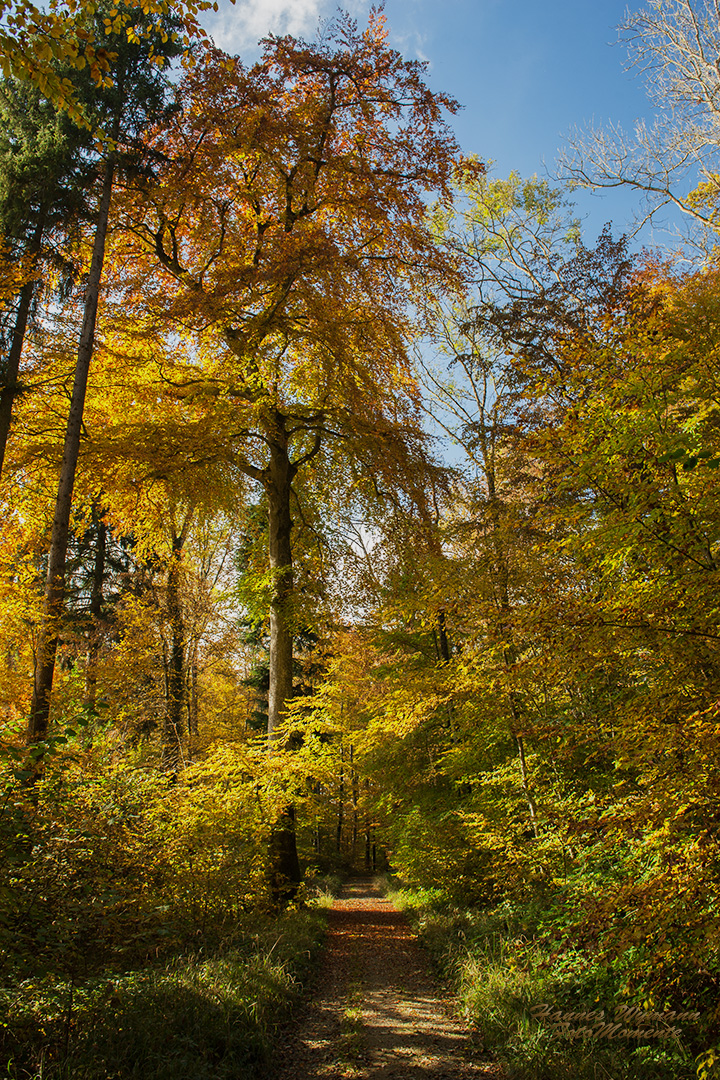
{"left": 163, "top": 511, "right": 193, "bottom": 771}
{"left": 188, "top": 645, "right": 199, "bottom": 737}
{"left": 263, "top": 413, "right": 301, "bottom": 902}
{"left": 516, "top": 735, "right": 539, "bottom": 839}
{"left": 163, "top": 537, "right": 186, "bottom": 769}
{"left": 336, "top": 741, "right": 344, "bottom": 854}
{"left": 486, "top": 454, "right": 539, "bottom": 838}
{"left": 266, "top": 421, "right": 296, "bottom": 740}
{"left": 0, "top": 211, "right": 45, "bottom": 481}
{"left": 364, "top": 778, "right": 372, "bottom": 870}
{"left": 436, "top": 610, "right": 451, "bottom": 662}
{"left": 27, "top": 158, "right": 114, "bottom": 743}
{"left": 85, "top": 507, "right": 107, "bottom": 711}
{"left": 351, "top": 743, "right": 358, "bottom": 859}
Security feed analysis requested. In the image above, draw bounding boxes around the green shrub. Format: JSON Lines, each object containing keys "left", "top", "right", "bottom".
{"left": 397, "top": 892, "right": 699, "bottom": 1080}
{"left": 0, "top": 908, "right": 326, "bottom": 1080}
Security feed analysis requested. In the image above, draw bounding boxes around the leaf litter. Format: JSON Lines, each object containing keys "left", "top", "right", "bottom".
{"left": 261, "top": 878, "right": 503, "bottom": 1079}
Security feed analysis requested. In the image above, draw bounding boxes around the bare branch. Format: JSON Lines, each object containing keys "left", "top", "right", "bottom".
{"left": 557, "top": 0, "right": 720, "bottom": 246}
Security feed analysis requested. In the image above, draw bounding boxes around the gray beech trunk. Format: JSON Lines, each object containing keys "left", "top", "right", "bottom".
{"left": 163, "top": 539, "right": 185, "bottom": 770}
{"left": 365, "top": 778, "right": 372, "bottom": 869}
{"left": 336, "top": 742, "right": 344, "bottom": 854}
{"left": 264, "top": 416, "right": 301, "bottom": 903}
{"left": 85, "top": 508, "right": 107, "bottom": 711}
{"left": 27, "top": 158, "right": 114, "bottom": 743}
{"left": 162, "top": 512, "right": 192, "bottom": 771}
{"left": 0, "top": 212, "right": 45, "bottom": 481}
{"left": 266, "top": 433, "right": 296, "bottom": 739}
{"left": 351, "top": 744, "right": 358, "bottom": 858}
{"left": 235, "top": 409, "right": 322, "bottom": 903}
{"left": 188, "top": 646, "right": 199, "bottom": 738}
{"left": 516, "top": 734, "right": 539, "bottom": 838}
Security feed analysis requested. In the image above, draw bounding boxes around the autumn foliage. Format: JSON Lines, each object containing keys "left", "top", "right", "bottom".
{"left": 3, "top": 4, "right": 720, "bottom": 1080}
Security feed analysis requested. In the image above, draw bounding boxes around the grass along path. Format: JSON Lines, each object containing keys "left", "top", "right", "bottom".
{"left": 263, "top": 877, "right": 502, "bottom": 1079}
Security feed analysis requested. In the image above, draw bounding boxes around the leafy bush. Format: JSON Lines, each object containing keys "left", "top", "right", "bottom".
{"left": 396, "top": 890, "right": 702, "bottom": 1080}
{"left": 0, "top": 908, "right": 326, "bottom": 1080}
{"left": 0, "top": 737, "right": 328, "bottom": 1079}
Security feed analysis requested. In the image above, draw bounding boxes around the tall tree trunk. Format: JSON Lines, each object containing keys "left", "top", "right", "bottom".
{"left": 336, "top": 741, "right": 345, "bottom": 854}
{"left": 28, "top": 159, "right": 114, "bottom": 744}
{"left": 266, "top": 428, "right": 296, "bottom": 739}
{"left": 163, "top": 511, "right": 193, "bottom": 771}
{"left": 264, "top": 416, "right": 301, "bottom": 903}
{"left": 85, "top": 506, "right": 107, "bottom": 711}
{"left": 486, "top": 458, "right": 539, "bottom": 837}
{"left": 365, "top": 778, "right": 372, "bottom": 870}
{"left": 351, "top": 743, "right": 358, "bottom": 860}
{"left": 187, "top": 643, "right": 199, "bottom": 753}
{"left": 436, "top": 610, "right": 451, "bottom": 662}
{"left": 516, "top": 735, "right": 539, "bottom": 838}
{"left": 313, "top": 783, "right": 322, "bottom": 855}
{"left": 163, "top": 539, "right": 185, "bottom": 769}
{"left": 0, "top": 211, "right": 46, "bottom": 481}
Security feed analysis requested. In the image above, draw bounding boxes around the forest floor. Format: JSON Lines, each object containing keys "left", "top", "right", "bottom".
{"left": 261, "top": 877, "right": 504, "bottom": 1080}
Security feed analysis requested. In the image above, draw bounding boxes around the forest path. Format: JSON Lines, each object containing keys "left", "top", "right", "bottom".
{"left": 261, "top": 877, "right": 502, "bottom": 1079}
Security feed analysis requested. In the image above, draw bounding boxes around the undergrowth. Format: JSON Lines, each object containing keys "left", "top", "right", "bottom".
{"left": 0, "top": 743, "right": 338, "bottom": 1080}
{"left": 1, "top": 907, "right": 326, "bottom": 1080}
{"left": 305, "top": 871, "right": 344, "bottom": 907}
{"left": 386, "top": 881, "right": 708, "bottom": 1080}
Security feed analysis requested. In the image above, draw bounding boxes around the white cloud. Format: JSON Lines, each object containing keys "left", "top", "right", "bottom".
{"left": 393, "top": 28, "right": 430, "bottom": 66}
{"left": 202, "top": 1, "right": 429, "bottom": 64}
{"left": 205, "top": 0, "right": 347, "bottom": 56}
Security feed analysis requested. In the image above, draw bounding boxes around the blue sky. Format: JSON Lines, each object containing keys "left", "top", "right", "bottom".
{"left": 205, "top": 0, "right": 662, "bottom": 247}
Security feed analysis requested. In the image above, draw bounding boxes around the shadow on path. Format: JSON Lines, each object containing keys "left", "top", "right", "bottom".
{"left": 262, "top": 877, "right": 502, "bottom": 1079}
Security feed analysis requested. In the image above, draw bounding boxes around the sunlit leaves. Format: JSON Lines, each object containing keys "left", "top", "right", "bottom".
{"left": 0, "top": 0, "right": 211, "bottom": 127}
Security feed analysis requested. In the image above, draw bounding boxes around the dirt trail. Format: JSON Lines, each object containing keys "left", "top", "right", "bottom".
{"left": 262, "top": 877, "right": 502, "bottom": 1079}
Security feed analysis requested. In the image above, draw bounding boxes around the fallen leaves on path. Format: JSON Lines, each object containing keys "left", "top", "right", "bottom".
{"left": 263, "top": 878, "right": 503, "bottom": 1079}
